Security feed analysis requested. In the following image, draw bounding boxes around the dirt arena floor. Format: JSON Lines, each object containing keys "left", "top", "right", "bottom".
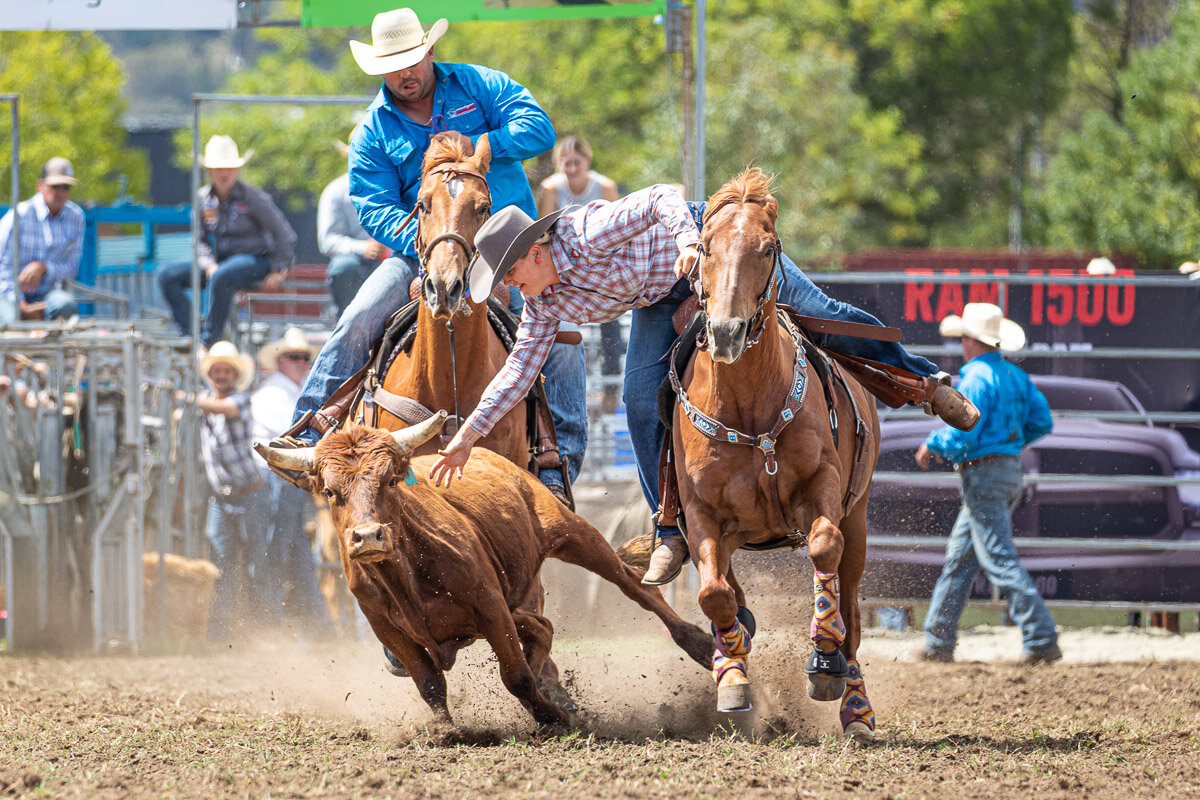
{"left": 4, "top": 611, "right": 1200, "bottom": 800}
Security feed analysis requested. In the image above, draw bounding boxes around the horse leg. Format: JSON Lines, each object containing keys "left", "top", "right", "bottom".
{"left": 805, "top": 514, "right": 850, "bottom": 701}
{"left": 837, "top": 502, "right": 876, "bottom": 740}
{"left": 691, "top": 530, "right": 754, "bottom": 712}
{"left": 546, "top": 518, "right": 713, "bottom": 668}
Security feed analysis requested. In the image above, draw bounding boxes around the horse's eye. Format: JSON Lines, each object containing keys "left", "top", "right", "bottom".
{"left": 417, "top": 199, "right": 429, "bottom": 213}
{"left": 388, "top": 476, "right": 397, "bottom": 488}
{"left": 323, "top": 488, "right": 336, "bottom": 500}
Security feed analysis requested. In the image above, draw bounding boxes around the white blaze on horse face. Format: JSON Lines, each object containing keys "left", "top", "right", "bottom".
{"left": 705, "top": 213, "right": 760, "bottom": 325}
{"left": 445, "top": 176, "right": 463, "bottom": 199}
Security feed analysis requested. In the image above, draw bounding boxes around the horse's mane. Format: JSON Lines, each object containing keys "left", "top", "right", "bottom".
{"left": 702, "top": 167, "right": 778, "bottom": 226}
{"left": 421, "top": 131, "right": 476, "bottom": 174}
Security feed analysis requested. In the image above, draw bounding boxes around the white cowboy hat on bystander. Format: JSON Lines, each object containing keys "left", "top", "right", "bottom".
{"left": 349, "top": 8, "right": 448, "bottom": 76}
{"left": 258, "top": 327, "right": 318, "bottom": 372}
{"left": 939, "top": 302, "right": 1026, "bottom": 352}
{"left": 200, "top": 135, "right": 253, "bottom": 169}
{"left": 200, "top": 341, "right": 256, "bottom": 391}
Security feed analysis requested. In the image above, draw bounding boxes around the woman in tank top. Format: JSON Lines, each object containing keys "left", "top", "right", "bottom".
{"left": 537, "top": 135, "right": 619, "bottom": 216}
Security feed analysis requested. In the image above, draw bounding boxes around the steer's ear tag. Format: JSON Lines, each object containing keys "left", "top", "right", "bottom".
{"left": 403, "top": 466, "right": 418, "bottom": 486}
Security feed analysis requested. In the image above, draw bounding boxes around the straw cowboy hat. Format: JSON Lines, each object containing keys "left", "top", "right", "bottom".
{"left": 939, "top": 302, "right": 1026, "bottom": 352}
{"left": 350, "top": 8, "right": 448, "bottom": 76}
{"left": 200, "top": 135, "right": 253, "bottom": 169}
{"left": 259, "top": 327, "right": 318, "bottom": 372}
{"left": 200, "top": 341, "right": 256, "bottom": 391}
{"left": 467, "top": 204, "right": 577, "bottom": 300}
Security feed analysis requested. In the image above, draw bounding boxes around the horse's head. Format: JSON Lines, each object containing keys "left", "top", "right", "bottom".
{"left": 696, "top": 168, "right": 780, "bottom": 363}
{"left": 416, "top": 131, "right": 493, "bottom": 319}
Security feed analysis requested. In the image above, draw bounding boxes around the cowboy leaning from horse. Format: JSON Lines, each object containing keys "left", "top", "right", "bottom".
{"left": 429, "top": 183, "right": 979, "bottom": 584}
{"left": 272, "top": 7, "right": 586, "bottom": 505}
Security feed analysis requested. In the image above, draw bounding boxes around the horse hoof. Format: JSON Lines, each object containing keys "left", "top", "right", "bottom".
{"left": 717, "top": 681, "right": 753, "bottom": 713}
{"left": 843, "top": 720, "right": 876, "bottom": 742}
{"left": 807, "top": 673, "right": 846, "bottom": 702}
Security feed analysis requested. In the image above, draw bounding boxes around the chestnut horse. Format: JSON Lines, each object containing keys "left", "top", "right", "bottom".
{"left": 354, "top": 131, "right": 526, "bottom": 462}
{"left": 674, "top": 168, "right": 880, "bottom": 739}
{"left": 345, "top": 132, "right": 570, "bottom": 709}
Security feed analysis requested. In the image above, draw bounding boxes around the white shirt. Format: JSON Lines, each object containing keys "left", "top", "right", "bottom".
{"left": 251, "top": 371, "right": 302, "bottom": 463}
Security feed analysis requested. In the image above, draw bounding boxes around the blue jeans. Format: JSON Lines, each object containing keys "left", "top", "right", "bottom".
{"left": 922, "top": 456, "right": 1058, "bottom": 655}
{"left": 158, "top": 254, "right": 271, "bottom": 347}
{"left": 0, "top": 287, "right": 78, "bottom": 323}
{"left": 258, "top": 471, "right": 334, "bottom": 635}
{"left": 626, "top": 203, "right": 940, "bottom": 517}
{"left": 327, "top": 252, "right": 381, "bottom": 318}
{"left": 206, "top": 489, "right": 269, "bottom": 641}
{"left": 292, "top": 255, "right": 587, "bottom": 484}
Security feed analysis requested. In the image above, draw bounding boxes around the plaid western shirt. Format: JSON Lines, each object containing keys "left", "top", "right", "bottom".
{"left": 465, "top": 184, "right": 701, "bottom": 439}
{"left": 199, "top": 391, "right": 262, "bottom": 499}
{"left": 0, "top": 193, "right": 85, "bottom": 301}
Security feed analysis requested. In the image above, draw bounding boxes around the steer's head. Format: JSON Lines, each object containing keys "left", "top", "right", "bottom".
{"left": 255, "top": 413, "right": 446, "bottom": 564}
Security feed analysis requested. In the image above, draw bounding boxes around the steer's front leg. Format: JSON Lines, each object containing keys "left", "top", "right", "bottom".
{"left": 476, "top": 592, "right": 568, "bottom": 729}
{"left": 368, "top": 618, "right": 451, "bottom": 723}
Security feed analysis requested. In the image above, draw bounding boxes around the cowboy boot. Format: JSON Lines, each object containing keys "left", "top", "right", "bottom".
{"left": 642, "top": 529, "right": 689, "bottom": 586}
{"left": 923, "top": 372, "right": 980, "bottom": 431}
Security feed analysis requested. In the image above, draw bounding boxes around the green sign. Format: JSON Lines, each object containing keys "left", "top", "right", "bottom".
{"left": 303, "top": 0, "right": 665, "bottom": 27}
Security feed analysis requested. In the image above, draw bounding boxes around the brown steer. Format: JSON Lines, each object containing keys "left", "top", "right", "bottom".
{"left": 256, "top": 413, "right": 710, "bottom": 728}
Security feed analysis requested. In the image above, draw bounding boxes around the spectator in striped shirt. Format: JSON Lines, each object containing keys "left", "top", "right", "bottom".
{"left": 182, "top": 341, "right": 270, "bottom": 641}
{"left": 430, "top": 184, "right": 974, "bottom": 585}
{"left": 0, "top": 157, "right": 83, "bottom": 324}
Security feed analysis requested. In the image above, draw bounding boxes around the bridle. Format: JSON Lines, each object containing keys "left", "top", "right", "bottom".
{"left": 394, "top": 161, "right": 494, "bottom": 436}
{"left": 399, "top": 163, "right": 492, "bottom": 281}
{"left": 689, "top": 234, "right": 783, "bottom": 352}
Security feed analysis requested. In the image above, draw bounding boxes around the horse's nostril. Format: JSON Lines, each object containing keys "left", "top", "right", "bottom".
{"left": 374, "top": 530, "right": 383, "bottom": 542}
{"left": 351, "top": 533, "right": 362, "bottom": 546}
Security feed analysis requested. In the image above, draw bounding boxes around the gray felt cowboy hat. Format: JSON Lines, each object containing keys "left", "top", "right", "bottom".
{"left": 467, "top": 204, "right": 577, "bottom": 301}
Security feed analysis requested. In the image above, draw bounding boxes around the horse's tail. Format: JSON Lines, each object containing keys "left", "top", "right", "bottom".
{"left": 615, "top": 533, "right": 655, "bottom": 576}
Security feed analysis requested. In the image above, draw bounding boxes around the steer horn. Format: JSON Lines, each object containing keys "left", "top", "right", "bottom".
{"left": 389, "top": 410, "right": 449, "bottom": 455}
{"left": 253, "top": 440, "right": 316, "bottom": 472}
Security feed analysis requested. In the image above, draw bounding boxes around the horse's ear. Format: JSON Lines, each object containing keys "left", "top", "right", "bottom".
{"left": 473, "top": 133, "right": 492, "bottom": 174}
{"left": 763, "top": 193, "right": 779, "bottom": 224}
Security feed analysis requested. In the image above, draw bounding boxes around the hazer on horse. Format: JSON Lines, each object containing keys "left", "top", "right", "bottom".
{"left": 264, "top": 131, "right": 578, "bottom": 706}
{"left": 645, "top": 168, "right": 882, "bottom": 738}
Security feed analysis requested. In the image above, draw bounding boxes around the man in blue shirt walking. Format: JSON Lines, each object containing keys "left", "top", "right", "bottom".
{"left": 915, "top": 302, "right": 1061, "bottom": 665}
{"left": 285, "top": 7, "right": 586, "bottom": 501}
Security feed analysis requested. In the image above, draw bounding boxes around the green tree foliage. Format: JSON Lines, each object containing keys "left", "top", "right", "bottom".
{"left": 648, "top": 15, "right": 930, "bottom": 260}
{"left": 0, "top": 32, "right": 148, "bottom": 205}
{"left": 832, "top": 0, "right": 1076, "bottom": 247}
{"left": 1036, "top": 3, "right": 1200, "bottom": 269}
{"left": 173, "top": 24, "right": 375, "bottom": 211}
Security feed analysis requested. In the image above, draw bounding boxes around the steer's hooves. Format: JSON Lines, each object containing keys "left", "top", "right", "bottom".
{"left": 717, "top": 680, "right": 753, "bottom": 713}
{"left": 540, "top": 678, "right": 579, "bottom": 714}
{"left": 843, "top": 720, "right": 876, "bottom": 743}
{"left": 807, "top": 673, "right": 846, "bottom": 702}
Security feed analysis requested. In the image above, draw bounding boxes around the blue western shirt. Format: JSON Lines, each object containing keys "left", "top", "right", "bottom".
{"left": 924, "top": 350, "right": 1053, "bottom": 464}
{"left": 349, "top": 61, "right": 555, "bottom": 258}
{"left": 0, "top": 193, "right": 85, "bottom": 301}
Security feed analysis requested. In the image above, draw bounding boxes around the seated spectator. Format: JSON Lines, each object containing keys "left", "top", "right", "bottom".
{"left": 0, "top": 157, "right": 83, "bottom": 324}
{"left": 250, "top": 327, "right": 334, "bottom": 638}
{"left": 157, "top": 136, "right": 297, "bottom": 349}
{"left": 320, "top": 134, "right": 391, "bottom": 318}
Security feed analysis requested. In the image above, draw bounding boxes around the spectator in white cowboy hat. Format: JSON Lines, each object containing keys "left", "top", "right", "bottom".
{"left": 915, "top": 302, "right": 1061, "bottom": 666}
{"left": 282, "top": 7, "right": 588, "bottom": 504}
{"left": 318, "top": 130, "right": 391, "bottom": 319}
{"left": 0, "top": 157, "right": 84, "bottom": 324}
{"left": 179, "top": 340, "right": 269, "bottom": 641}
{"left": 157, "top": 135, "right": 297, "bottom": 349}
{"left": 250, "top": 327, "right": 333, "bottom": 638}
